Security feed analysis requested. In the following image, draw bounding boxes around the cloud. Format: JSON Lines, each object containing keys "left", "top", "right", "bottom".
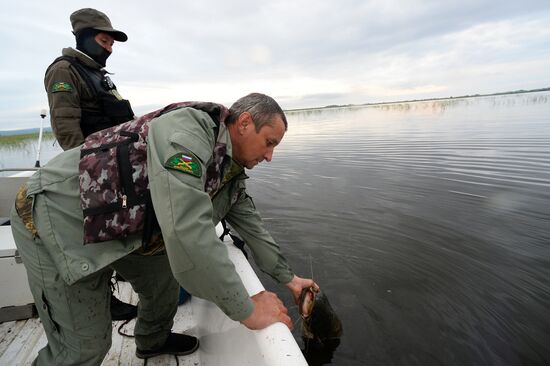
{"left": 1, "top": 0, "right": 550, "bottom": 130}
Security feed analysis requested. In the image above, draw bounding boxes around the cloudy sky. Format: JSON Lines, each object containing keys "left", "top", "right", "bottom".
{"left": 2, "top": 0, "right": 550, "bottom": 130}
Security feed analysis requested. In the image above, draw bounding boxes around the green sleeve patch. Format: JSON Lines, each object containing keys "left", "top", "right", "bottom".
{"left": 165, "top": 149, "right": 202, "bottom": 177}
{"left": 51, "top": 81, "right": 73, "bottom": 93}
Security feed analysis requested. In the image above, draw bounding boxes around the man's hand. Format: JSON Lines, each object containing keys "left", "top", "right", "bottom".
{"left": 240, "top": 291, "right": 292, "bottom": 330}
{"left": 285, "top": 275, "right": 319, "bottom": 305}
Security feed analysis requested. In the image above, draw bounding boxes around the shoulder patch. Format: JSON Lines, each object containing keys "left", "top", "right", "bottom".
{"left": 51, "top": 81, "right": 73, "bottom": 93}
{"left": 165, "top": 149, "right": 202, "bottom": 177}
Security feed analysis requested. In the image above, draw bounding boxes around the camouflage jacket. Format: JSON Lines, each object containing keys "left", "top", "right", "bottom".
{"left": 23, "top": 105, "right": 294, "bottom": 321}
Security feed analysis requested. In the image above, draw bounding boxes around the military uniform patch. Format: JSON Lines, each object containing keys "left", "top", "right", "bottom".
{"left": 165, "top": 150, "right": 202, "bottom": 177}
{"left": 51, "top": 81, "right": 73, "bottom": 93}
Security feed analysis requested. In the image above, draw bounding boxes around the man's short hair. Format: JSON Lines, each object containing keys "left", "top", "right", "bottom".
{"left": 227, "top": 93, "right": 287, "bottom": 131}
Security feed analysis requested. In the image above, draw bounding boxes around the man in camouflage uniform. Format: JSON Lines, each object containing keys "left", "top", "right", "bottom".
{"left": 44, "top": 8, "right": 137, "bottom": 320}
{"left": 11, "top": 93, "right": 317, "bottom": 365}
{"left": 44, "top": 8, "right": 134, "bottom": 150}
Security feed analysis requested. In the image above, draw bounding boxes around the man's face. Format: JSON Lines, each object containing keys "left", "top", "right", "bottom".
{"left": 233, "top": 113, "right": 286, "bottom": 169}
{"left": 95, "top": 32, "right": 115, "bottom": 53}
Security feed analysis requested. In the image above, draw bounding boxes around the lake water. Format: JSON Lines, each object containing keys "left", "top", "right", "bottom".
{"left": 1, "top": 92, "right": 549, "bottom": 365}
{"left": 0, "top": 135, "right": 62, "bottom": 175}
{"left": 247, "top": 92, "right": 550, "bottom": 366}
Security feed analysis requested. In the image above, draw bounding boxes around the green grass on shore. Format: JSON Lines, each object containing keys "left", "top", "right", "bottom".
{"left": 0, "top": 132, "right": 54, "bottom": 146}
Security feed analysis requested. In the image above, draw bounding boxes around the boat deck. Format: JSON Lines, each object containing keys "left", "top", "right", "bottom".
{"left": 0, "top": 281, "right": 200, "bottom": 365}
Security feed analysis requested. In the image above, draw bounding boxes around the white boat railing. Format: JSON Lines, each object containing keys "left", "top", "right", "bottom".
{"left": 194, "top": 226, "right": 308, "bottom": 365}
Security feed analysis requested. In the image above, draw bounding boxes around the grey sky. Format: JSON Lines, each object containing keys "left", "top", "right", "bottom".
{"left": 2, "top": 0, "right": 550, "bottom": 130}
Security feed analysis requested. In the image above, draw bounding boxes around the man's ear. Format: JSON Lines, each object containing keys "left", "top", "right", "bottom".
{"left": 237, "top": 112, "right": 252, "bottom": 133}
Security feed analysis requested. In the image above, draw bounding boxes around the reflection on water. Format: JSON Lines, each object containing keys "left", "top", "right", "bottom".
{"left": 250, "top": 92, "right": 550, "bottom": 366}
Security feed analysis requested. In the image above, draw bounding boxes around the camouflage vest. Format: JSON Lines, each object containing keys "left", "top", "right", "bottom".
{"left": 79, "top": 102, "right": 230, "bottom": 245}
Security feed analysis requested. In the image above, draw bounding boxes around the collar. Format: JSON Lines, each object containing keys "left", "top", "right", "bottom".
{"left": 217, "top": 120, "right": 232, "bottom": 158}
{"left": 62, "top": 47, "right": 110, "bottom": 72}
{"left": 222, "top": 159, "right": 246, "bottom": 184}
{"left": 216, "top": 122, "right": 247, "bottom": 183}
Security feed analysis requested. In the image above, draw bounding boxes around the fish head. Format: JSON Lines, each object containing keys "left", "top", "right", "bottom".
{"left": 299, "top": 287, "right": 316, "bottom": 319}
{"left": 300, "top": 288, "right": 343, "bottom": 344}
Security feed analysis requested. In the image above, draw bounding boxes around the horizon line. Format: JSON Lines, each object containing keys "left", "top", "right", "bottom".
{"left": 1, "top": 87, "right": 549, "bottom": 134}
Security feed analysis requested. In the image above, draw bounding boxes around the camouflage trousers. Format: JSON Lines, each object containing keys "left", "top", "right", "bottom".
{"left": 10, "top": 196, "right": 180, "bottom": 366}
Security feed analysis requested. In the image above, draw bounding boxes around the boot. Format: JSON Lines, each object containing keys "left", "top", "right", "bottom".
{"left": 135, "top": 332, "right": 199, "bottom": 359}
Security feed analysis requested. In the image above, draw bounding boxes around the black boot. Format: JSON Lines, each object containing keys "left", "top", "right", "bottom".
{"left": 110, "top": 294, "right": 138, "bottom": 321}
{"left": 135, "top": 332, "right": 199, "bottom": 359}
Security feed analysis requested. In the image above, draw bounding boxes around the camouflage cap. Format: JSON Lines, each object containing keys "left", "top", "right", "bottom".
{"left": 70, "top": 8, "right": 128, "bottom": 42}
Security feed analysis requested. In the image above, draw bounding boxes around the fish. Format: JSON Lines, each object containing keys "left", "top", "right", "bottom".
{"left": 299, "top": 287, "right": 343, "bottom": 344}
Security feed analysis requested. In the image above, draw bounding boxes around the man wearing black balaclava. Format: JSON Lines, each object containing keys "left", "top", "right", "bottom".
{"left": 44, "top": 8, "right": 137, "bottom": 322}
{"left": 44, "top": 8, "right": 134, "bottom": 150}
{"left": 75, "top": 27, "right": 113, "bottom": 67}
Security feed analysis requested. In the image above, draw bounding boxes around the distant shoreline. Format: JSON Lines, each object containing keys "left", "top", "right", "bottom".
{"left": 285, "top": 87, "right": 550, "bottom": 113}
{"left": 2, "top": 87, "right": 549, "bottom": 136}
{"left": 0, "top": 131, "right": 54, "bottom": 144}
{"left": 0, "top": 127, "right": 53, "bottom": 137}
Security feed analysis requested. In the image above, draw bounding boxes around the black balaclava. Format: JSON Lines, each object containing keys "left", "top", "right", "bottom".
{"left": 75, "top": 28, "right": 111, "bottom": 67}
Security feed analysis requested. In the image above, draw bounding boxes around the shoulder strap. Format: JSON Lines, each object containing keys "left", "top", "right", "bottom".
{"left": 219, "top": 219, "right": 248, "bottom": 259}
{"left": 45, "top": 55, "right": 100, "bottom": 96}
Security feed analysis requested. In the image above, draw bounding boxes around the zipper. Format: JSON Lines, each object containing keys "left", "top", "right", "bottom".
{"left": 122, "top": 194, "right": 127, "bottom": 208}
